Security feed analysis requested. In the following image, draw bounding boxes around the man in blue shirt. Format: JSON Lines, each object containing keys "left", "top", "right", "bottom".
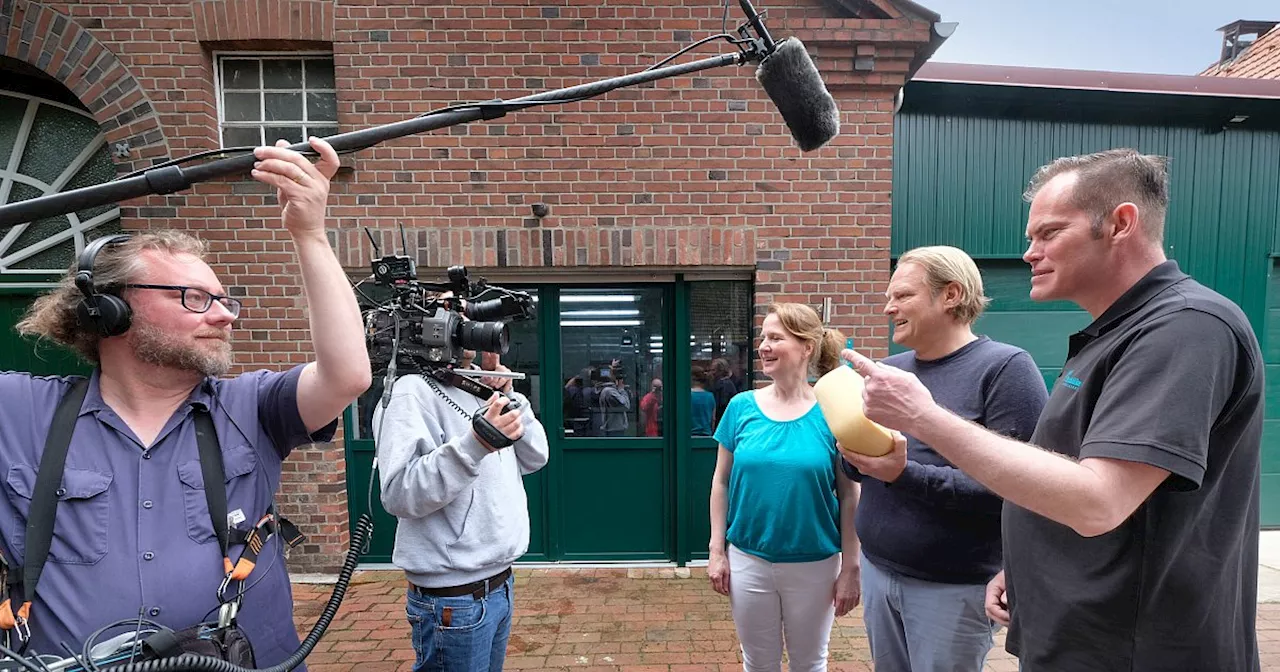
{"left": 0, "top": 137, "right": 370, "bottom": 667}
{"left": 840, "top": 246, "right": 1046, "bottom": 671}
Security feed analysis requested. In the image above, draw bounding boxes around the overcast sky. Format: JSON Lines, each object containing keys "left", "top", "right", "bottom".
{"left": 918, "top": 0, "right": 1279, "bottom": 75}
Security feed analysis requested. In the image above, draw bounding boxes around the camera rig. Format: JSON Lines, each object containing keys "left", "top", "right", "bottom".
{"left": 359, "top": 228, "right": 536, "bottom": 402}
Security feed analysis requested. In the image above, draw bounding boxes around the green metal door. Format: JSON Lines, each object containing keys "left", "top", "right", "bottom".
{"left": 886, "top": 260, "right": 1089, "bottom": 391}
{"left": 893, "top": 98, "right": 1280, "bottom": 527}
{"left": 970, "top": 261, "right": 1091, "bottom": 392}
{"left": 548, "top": 285, "right": 672, "bottom": 561}
{"left": 0, "top": 289, "right": 90, "bottom": 376}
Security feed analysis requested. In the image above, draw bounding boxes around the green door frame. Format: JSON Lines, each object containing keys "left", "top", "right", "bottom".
{"left": 533, "top": 285, "right": 561, "bottom": 560}
{"left": 673, "top": 276, "right": 721, "bottom": 565}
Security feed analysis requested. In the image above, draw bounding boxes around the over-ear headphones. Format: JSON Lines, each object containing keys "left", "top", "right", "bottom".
{"left": 75, "top": 234, "right": 134, "bottom": 337}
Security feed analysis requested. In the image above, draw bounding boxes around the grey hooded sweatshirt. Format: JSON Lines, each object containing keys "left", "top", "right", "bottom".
{"left": 372, "top": 373, "right": 549, "bottom": 588}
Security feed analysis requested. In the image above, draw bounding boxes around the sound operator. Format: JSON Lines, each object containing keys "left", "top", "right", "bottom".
{"left": 0, "top": 136, "right": 370, "bottom": 668}
{"left": 372, "top": 308, "right": 549, "bottom": 672}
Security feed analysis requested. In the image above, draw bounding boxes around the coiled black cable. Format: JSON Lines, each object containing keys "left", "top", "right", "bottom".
{"left": 4, "top": 513, "right": 375, "bottom": 672}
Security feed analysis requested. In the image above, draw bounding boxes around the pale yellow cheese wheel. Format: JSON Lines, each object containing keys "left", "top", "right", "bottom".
{"left": 814, "top": 365, "right": 895, "bottom": 457}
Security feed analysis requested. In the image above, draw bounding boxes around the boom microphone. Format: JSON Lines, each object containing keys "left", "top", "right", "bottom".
{"left": 739, "top": 0, "right": 840, "bottom": 152}
{"left": 755, "top": 38, "right": 840, "bottom": 152}
{"left": 0, "top": 0, "right": 840, "bottom": 228}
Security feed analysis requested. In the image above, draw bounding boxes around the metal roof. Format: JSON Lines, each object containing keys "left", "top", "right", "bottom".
{"left": 913, "top": 61, "right": 1280, "bottom": 100}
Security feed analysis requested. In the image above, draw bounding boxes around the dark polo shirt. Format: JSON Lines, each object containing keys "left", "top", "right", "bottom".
{"left": 1003, "top": 260, "right": 1262, "bottom": 672}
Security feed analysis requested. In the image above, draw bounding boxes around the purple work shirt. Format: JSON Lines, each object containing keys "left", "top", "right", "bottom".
{"left": 0, "top": 365, "right": 336, "bottom": 667}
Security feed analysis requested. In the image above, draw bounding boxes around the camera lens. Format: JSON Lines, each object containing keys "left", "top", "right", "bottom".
{"left": 464, "top": 298, "right": 508, "bottom": 322}
{"left": 458, "top": 320, "right": 509, "bottom": 354}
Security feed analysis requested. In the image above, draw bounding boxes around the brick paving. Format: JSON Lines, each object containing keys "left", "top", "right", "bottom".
{"left": 293, "top": 567, "right": 1280, "bottom": 671}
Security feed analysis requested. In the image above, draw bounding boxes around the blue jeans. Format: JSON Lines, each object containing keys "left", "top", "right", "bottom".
{"left": 860, "top": 552, "right": 996, "bottom": 672}
{"left": 405, "top": 574, "right": 514, "bottom": 672}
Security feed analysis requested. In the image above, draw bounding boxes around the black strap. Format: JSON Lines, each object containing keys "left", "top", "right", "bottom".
{"left": 21, "top": 391, "right": 281, "bottom": 616}
{"left": 23, "top": 379, "right": 90, "bottom": 605}
{"left": 194, "top": 408, "right": 229, "bottom": 562}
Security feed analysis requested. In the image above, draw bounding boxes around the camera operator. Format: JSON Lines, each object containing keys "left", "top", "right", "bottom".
{"left": 372, "top": 317, "right": 549, "bottom": 672}
{"left": 0, "top": 137, "right": 370, "bottom": 667}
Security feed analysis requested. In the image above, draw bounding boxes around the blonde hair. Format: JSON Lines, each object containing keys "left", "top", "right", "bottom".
{"left": 16, "top": 231, "right": 208, "bottom": 362}
{"left": 897, "top": 245, "right": 991, "bottom": 324}
{"left": 766, "top": 303, "right": 845, "bottom": 378}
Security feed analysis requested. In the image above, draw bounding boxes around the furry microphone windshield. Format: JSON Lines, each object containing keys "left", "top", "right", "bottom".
{"left": 755, "top": 37, "right": 841, "bottom": 152}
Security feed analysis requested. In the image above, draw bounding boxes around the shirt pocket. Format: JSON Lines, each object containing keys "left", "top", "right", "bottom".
{"left": 177, "top": 445, "right": 260, "bottom": 545}
{"left": 6, "top": 465, "right": 113, "bottom": 565}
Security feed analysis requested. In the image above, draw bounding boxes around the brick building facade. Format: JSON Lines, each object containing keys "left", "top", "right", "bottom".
{"left": 0, "top": 0, "right": 944, "bottom": 571}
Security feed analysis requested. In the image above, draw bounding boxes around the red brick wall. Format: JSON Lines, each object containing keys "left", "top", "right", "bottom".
{"left": 1, "top": 0, "right": 935, "bottom": 571}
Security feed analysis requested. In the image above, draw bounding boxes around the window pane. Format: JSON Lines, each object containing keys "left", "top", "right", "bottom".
{"left": 264, "top": 126, "right": 304, "bottom": 144}
{"left": 307, "top": 125, "right": 339, "bottom": 140}
{"left": 222, "top": 92, "right": 260, "bottom": 122}
{"left": 306, "top": 60, "right": 335, "bottom": 89}
{"left": 307, "top": 92, "right": 337, "bottom": 122}
{"left": 561, "top": 287, "right": 664, "bottom": 438}
{"left": 689, "top": 281, "right": 751, "bottom": 435}
{"left": 263, "top": 59, "right": 303, "bottom": 88}
{"left": 222, "top": 60, "right": 260, "bottom": 90}
{"left": 221, "top": 126, "right": 262, "bottom": 147}
{"left": 264, "top": 93, "right": 302, "bottom": 121}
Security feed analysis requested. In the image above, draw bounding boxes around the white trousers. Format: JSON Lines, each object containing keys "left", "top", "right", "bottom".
{"left": 728, "top": 544, "right": 841, "bottom": 672}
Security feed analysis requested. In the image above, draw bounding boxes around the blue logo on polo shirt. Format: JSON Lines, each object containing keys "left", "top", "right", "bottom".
{"left": 1062, "top": 370, "right": 1083, "bottom": 390}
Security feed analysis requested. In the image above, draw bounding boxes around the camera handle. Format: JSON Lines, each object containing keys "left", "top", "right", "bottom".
{"left": 419, "top": 366, "right": 524, "bottom": 449}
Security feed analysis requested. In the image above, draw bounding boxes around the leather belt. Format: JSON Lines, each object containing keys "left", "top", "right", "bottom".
{"left": 408, "top": 567, "right": 512, "bottom": 599}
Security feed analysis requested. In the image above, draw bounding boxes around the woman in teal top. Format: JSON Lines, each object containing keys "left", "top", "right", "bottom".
{"left": 708, "top": 303, "right": 863, "bottom": 672}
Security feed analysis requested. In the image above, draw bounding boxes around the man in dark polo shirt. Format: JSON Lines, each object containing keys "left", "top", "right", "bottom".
{"left": 0, "top": 137, "right": 371, "bottom": 667}
{"left": 844, "top": 148, "right": 1262, "bottom": 671}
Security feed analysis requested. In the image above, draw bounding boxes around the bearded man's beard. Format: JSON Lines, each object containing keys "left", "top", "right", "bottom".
{"left": 129, "top": 323, "right": 232, "bottom": 378}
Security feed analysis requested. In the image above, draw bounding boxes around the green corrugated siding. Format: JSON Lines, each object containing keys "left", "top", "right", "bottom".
{"left": 1261, "top": 263, "right": 1280, "bottom": 525}
{"left": 892, "top": 108, "right": 1280, "bottom": 525}
{"left": 894, "top": 115, "right": 1280, "bottom": 314}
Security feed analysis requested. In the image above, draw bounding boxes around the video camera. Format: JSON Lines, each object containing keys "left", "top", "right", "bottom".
{"left": 360, "top": 228, "right": 535, "bottom": 378}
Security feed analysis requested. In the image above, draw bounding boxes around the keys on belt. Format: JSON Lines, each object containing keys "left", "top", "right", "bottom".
{"left": 408, "top": 567, "right": 512, "bottom": 599}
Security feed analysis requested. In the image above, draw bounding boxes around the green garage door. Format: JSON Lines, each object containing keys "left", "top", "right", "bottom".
{"left": 892, "top": 102, "right": 1280, "bottom": 527}
{"left": 974, "top": 260, "right": 1092, "bottom": 392}
{"left": 1261, "top": 261, "right": 1280, "bottom": 525}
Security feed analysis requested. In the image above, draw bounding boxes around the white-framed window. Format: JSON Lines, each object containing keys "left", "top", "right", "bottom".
{"left": 0, "top": 88, "right": 121, "bottom": 274}
{"left": 214, "top": 53, "right": 337, "bottom": 148}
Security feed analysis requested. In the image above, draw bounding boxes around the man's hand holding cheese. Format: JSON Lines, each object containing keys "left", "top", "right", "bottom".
{"left": 839, "top": 431, "right": 909, "bottom": 484}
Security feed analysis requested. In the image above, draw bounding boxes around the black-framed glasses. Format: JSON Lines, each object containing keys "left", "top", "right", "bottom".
{"left": 124, "top": 284, "right": 242, "bottom": 318}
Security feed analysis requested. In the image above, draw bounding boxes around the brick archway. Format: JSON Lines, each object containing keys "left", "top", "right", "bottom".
{"left": 0, "top": 0, "right": 169, "bottom": 175}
